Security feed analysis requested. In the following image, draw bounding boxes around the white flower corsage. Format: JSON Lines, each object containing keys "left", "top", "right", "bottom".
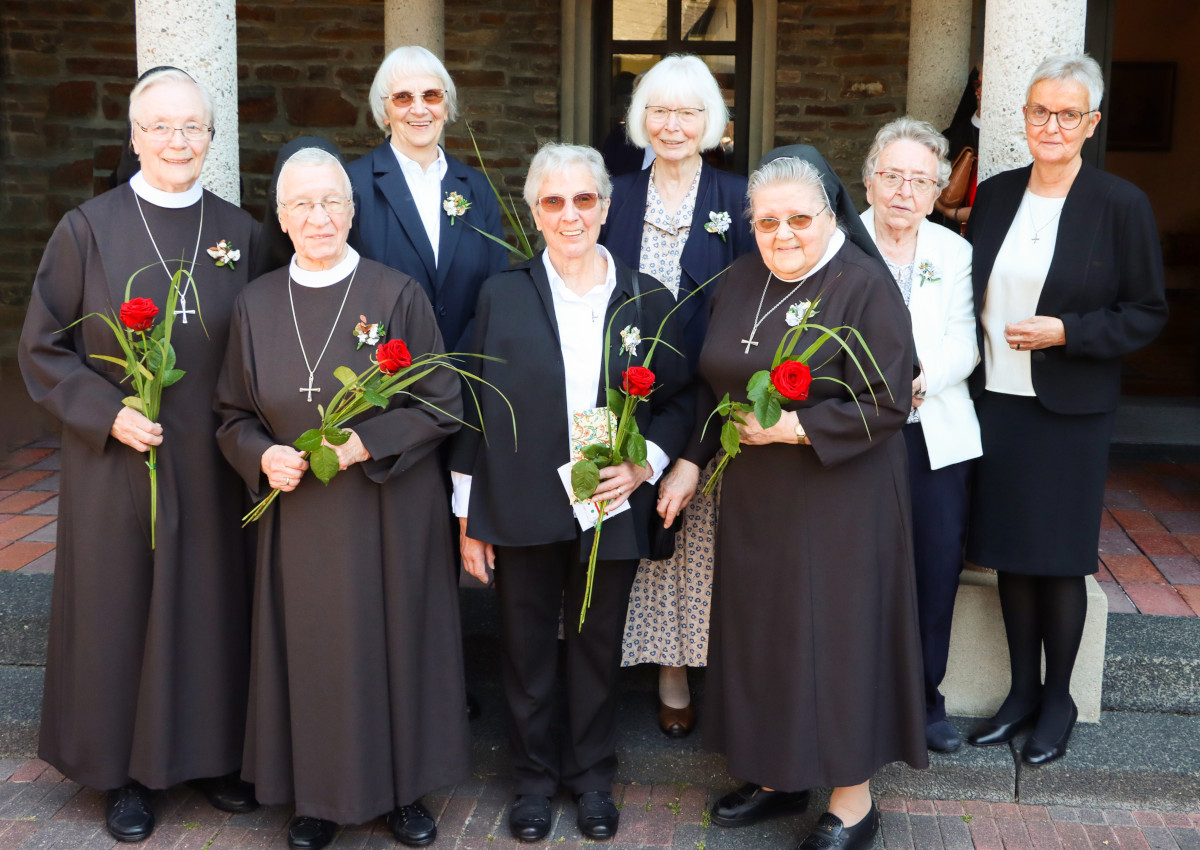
{"left": 704, "top": 210, "right": 732, "bottom": 242}
{"left": 443, "top": 191, "right": 471, "bottom": 225}
{"left": 619, "top": 325, "right": 642, "bottom": 356}
{"left": 207, "top": 239, "right": 240, "bottom": 269}
{"left": 352, "top": 315, "right": 387, "bottom": 350}
{"left": 785, "top": 300, "right": 815, "bottom": 327}
{"left": 917, "top": 260, "right": 940, "bottom": 287}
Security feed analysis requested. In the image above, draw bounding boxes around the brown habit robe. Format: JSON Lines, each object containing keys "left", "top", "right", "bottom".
{"left": 18, "top": 183, "right": 258, "bottom": 790}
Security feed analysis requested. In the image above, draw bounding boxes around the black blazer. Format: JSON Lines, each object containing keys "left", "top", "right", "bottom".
{"left": 966, "top": 162, "right": 1168, "bottom": 414}
{"left": 346, "top": 142, "right": 509, "bottom": 351}
{"left": 449, "top": 252, "right": 695, "bottom": 560}
{"left": 601, "top": 163, "right": 754, "bottom": 369}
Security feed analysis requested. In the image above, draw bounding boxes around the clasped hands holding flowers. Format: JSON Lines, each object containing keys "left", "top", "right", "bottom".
{"left": 261, "top": 431, "right": 371, "bottom": 493}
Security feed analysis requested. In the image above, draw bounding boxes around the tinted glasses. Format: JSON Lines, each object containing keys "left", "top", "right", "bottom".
{"left": 752, "top": 205, "right": 829, "bottom": 233}
{"left": 536, "top": 192, "right": 601, "bottom": 213}
{"left": 386, "top": 89, "right": 447, "bottom": 108}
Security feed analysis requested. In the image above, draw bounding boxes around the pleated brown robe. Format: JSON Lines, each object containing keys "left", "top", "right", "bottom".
{"left": 18, "top": 184, "right": 258, "bottom": 790}
{"left": 693, "top": 243, "right": 930, "bottom": 791}
{"left": 214, "top": 258, "right": 471, "bottom": 824}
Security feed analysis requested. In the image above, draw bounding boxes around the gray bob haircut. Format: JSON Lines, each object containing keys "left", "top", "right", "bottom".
{"left": 746, "top": 157, "right": 832, "bottom": 220}
{"left": 1027, "top": 53, "right": 1105, "bottom": 112}
{"left": 277, "top": 147, "right": 354, "bottom": 209}
{"left": 861, "top": 116, "right": 952, "bottom": 190}
{"left": 129, "top": 68, "right": 214, "bottom": 127}
{"left": 626, "top": 54, "right": 729, "bottom": 151}
{"left": 523, "top": 143, "right": 613, "bottom": 208}
{"left": 368, "top": 45, "right": 459, "bottom": 131}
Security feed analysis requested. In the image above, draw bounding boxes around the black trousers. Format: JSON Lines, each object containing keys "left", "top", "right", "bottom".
{"left": 494, "top": 539, "right": 637, "bottom": 797}
{"left": 903, "top": 422, "right": 973, "bottom": 723}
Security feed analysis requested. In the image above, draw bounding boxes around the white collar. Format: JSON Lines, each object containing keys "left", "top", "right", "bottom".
{"left": 130, "top": 171, "right": 203, "bottom": 208}
{"left": 775, "top": 228, "right": 845, "bottom": 283}
{"left": 390, "top": 144, "right": 448, "bottom": 179}
{"left": 542, "top": 245, "right": 617, "bottom": 300}
{"left": 290, "top": 246, "right": 361, "bottom": 288}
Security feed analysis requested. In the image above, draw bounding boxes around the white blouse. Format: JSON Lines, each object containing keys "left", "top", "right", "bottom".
{"left": 636, "top": 164, "right": 701, "bottom": 298}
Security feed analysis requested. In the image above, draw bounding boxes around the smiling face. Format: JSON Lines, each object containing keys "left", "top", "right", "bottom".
{"left": 531, "top": 163, "right": 609, "bottom": 266}
{"left": 1025, "top": 77, "right": 1100, "bottom": 169}
{"left": 278, "top": 162, "right": 353, "bottom": 271}
{"left": 383, "top": 72, "right": 447, "bottom": 161}
{"left": 130, "top": 80, "right": 210, "bottom": 193}
{"left": 645, "top": 102, "right": 704, "bottom": 166}
{"left": 752, "top": 180, "right": 837, "bottom": 280}
{"left": 865, "top": 138, "right": 940, "bottom": 236}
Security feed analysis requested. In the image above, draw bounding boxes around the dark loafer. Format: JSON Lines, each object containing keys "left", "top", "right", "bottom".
{"left": 287, "top": 816, "right": 338, "bottom": 850}
{"left": 575, "top": 790, "right": 619, "bottom": 839}
{"left": 387, "top": 800, "right": 437, "bottom": 847}
{"left": 711, "top": 783, "right": 810, "bottom": 828}
{"left": 1022, "top": 699, "right": 1078, "bottom": 765}
{"left": 925, "top": 719, "right": 963, "bottom": 754}
{"left": 658, "top": 698, "right": 696, "bottom": 738}
{"left": 966, "top": 705, "right": 1039, "bottom": 747}
{"left": 189, "top": 772, "right": 259, "bottom": 813}
{"left": 796, "top": 803, "right": 880, "bottom": 850}
{"left": 510, "top": 794, "right": 552, "bottom": 842}
{"left": 106, "top": 782, "right": 155, "bottom": 843}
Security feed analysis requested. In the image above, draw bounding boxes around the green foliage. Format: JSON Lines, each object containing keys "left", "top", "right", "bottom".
{"left": 293, "top": 429, "right": 324, "bottom": 453}
{"left": 309, "top": 445, "right": 340, "bottom": 484}
{"left": 571, "top": 459, "right": 600, "bottom": 501}
{"left": 334, "top": 366, "right": 358, "bottom": 387}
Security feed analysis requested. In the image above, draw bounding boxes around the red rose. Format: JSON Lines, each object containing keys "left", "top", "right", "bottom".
{"left": 119, "top": 297, "right": 159, "bottom": 332}
{"left": 375, "top": 339, "right": 412, "bottom": 375}
{"left": 770, "top": 359, "right": 812, "bottom": 401}
{"left": 622, "top": 366, "right": 655, "bottom": 397}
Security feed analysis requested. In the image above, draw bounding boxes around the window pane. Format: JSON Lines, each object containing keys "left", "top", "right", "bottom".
{"left": 613, "top": 0, "right": 667, "bottom": 40}
{"left": 699, "top": 55, "right": 736, "bottom": 168}
{"left": 683, "top": 0, "right": 737, "bottom": 42}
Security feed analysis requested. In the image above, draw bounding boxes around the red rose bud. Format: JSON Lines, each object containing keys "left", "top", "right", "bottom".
{"left": 119, "top": 297, "right": 159, "bottom": 332}
{"left": 622, "top": 366, "right": 655, "bottom": 397}
{"left": 375, "top": 339, "right": 412, "bottom": 375}
{"left": 770, "top": 360, "right": 812, "bottom": 401}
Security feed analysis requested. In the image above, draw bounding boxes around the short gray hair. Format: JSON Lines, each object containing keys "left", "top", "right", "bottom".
{"left": 1027, "top": 54, "right": 1105, "bottom": 112}
{"left": 861, "top": 116, "right": 951, "bottom": 190}
{"left": 626, "top": 54, "right": 729, "bottom": 151}
{"left": 129, "top": 68, "right": 214, "bottom": 128}
{"left": 368, "top": 45, "right": 459, "bottom": 131}
{"left": 277, "top": 147, "right": 354, "bottom": 210}
{"left": 523, "top": 143, "right": 612, "bottom": 208}
{"left": 747, "top": 157, "right": 832, "bottom": 221}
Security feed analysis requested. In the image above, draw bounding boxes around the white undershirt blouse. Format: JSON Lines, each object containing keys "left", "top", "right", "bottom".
{"left": 389, "top": 144, "right": 448, "bottom": 266}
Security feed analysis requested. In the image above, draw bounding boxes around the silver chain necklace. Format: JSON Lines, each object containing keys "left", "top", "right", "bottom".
{"left": 741, "top": 271, "right": 810, "bottom": 354}
{"left": 133, "top": 193, "right": 205, "bottom": 324}
{"left": 1026, "top": 201, "right": 1063, "bottom": 244}
{"left": 287, "top": 263, "right": 358, "bottom": 402}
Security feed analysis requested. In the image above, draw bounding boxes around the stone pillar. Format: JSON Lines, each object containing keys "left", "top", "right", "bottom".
{"left": 135, "top": 0, "right": 240, "bottom": 203}
{"left": 385, "top": 0, "right": 445, "bottom": 57}
{"left": 907, "top": 0, "right": 974, "bottom": 130}
{"left": 978, "top": 0, "right": 1087, "bottom": 180}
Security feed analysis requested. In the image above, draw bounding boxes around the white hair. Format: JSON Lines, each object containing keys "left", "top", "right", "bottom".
{"left": 625, "top": 54, "right": 729, "bottom": 151}
{"left": 862, "top": 116, "right": 952, "bottom": 190}
{"left": 1027, "top": 54, "right": 1105, "bottom": 112}
{"left": 368, "top": 45, "right": 459, "bottom": 131}
{"left": 746, "top": 158, "right": 832, "bottom": 221}
{"left": 128, "top": 68, "right": 214, "bottom": 128}
{"left": 523, "top": 143, "right": 612, "bottom": 208}
{"left": 277, "top": 147, "right": 354, "bottom": 209}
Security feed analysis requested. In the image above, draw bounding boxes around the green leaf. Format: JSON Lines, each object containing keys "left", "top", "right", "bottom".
{"left": 581, "top": 443, "right": 611, "bottom": 463}
{"left": 754, "top": 393, "right": 783, "bottom": 430}
{"left": 746, "top": 370, "right": 772, "bottom": 404}
{"left": 150, "top": 322, "right": 166, "bottom": 342}
{"left": 309, "top": 445, "right": 340, "bottom": 484}
{"left": 334, "top": 366, "right": 358, "bottom": 388}
{"left": 121, "top": 396, "right": 144, "bottom": 411}
{"left": 720, "top": 419, "right": 741, "bottom": 458}
{"left": 365, "top": 373, "right": 383, "bottom": 391}
{"left": 571, "top": 459, "right": 600, "bottom": 500}
{"left": 716, "top": 392, "right": 732, "bottom": 416}
{"left": 363, "top": 389, "right": 388, "bottom": 408}
{"left": 627, "top": 432, "right": 647, "bottom": 466}
{"left": 293, "top": 428, "right": 324, "bottom": 453}
{"left": 606, "top": 388, "right": 625, "bottom": 418}
{"left": 161, "top": 368, "right": 186, "bottom": 387}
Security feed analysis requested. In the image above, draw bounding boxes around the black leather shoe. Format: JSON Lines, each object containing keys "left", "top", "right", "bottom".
{"left": 106, "top": 782, "right": 155, "bottom": 843}
{"left": 510, "top": 794, "right": 552, "bottom": 842}
{"left": 1022, "top": 699, "right": 1078, "bottom": 765}
{"left": 966, "top": 705, "right": 1038, "bottom": 747}
{"left": 796, "top": 804, "right": 880, "bottom": 850}
{"left": 387, "top": 800, "right": 437, "bottom": 847}
{"left": 576, "top": 791, "right": 619, "bottom": 839}
{"left": 711, "top": 783, "right": 810, "bottom": 828}
{"left": 190, "top": 772, "right": 259, "bottom": 813}
{"left": 287, "top": 816, "right": 337, "bottom": 850}
{"left": 926, "top": 719, "right": 963, "bottom": 753}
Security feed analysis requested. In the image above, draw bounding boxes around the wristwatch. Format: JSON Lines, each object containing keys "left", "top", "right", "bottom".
{"left": 794, "top": 419, "right": 807, "bottom": 443}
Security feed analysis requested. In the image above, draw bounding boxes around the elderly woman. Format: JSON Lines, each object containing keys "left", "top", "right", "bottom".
{"left": 663, "top": 147, "right": 927, "bottom": 850}
{"left": 18, "top": 67, "right": 259, "bottom": 842}
{"left": 451, "top": 143, "right": 694, "bottom": 843}
{"left": 214, "top": 148, "right": 470, "bottom": 850}
{"left": 600, "top": 53, "right": 755, "bottom": 736}
{"left": 860, "top": 117, "right": 981, "bottom": 754}
{"left": 347, "top": 44, "right": 508, "bottom": 352}
{"left": 963, "top": 54, "right": 1167, "bottom": 764}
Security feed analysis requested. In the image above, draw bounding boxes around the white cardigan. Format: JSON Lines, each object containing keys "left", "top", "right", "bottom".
{"left": 862, "top": 208, "right": 982, "bottom": 470}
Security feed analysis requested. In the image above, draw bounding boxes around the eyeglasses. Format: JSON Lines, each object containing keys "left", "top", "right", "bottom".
{"left": 134, "top": 120, "right": 212, "bottom": 141}
{"left": 384, "top": 89, "right": 447, "bottom": 108}
{"left": 281, "top": 197, "right": 352, "bottom": 216}
{"left": 874, "top": 171, "right": 938, "bottom": 195}
{"left": 645, "top": 106, "right": 706, "bottom": 126}
{"left": 536, "top": 192, "right": 601, "bottom": 213}
{"left": 752, "top": 205, "right": 828, "bottom": 233}
{"left": 1023, "top": 105, "right": 1094, "bottom": 130}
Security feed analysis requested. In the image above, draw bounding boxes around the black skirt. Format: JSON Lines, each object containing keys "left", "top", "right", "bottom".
{"left": 966, "top": 391, "right": 1111, "bottom": 577}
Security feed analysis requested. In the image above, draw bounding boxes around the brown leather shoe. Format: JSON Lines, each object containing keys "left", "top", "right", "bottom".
{"left": 658, "top": 698, "right": 696, "bottom": 737}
